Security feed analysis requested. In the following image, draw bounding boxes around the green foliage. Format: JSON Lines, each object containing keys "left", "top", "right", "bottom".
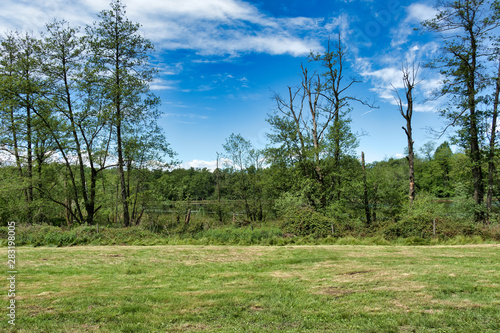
{"left": 1, "top": 0, "right": 499, "bottom": 238}
{"left": 279, "top": 206, "right": 332, "bottom": 238}
{"left": 386, "top": 193, "right": 446, "bottom": 238}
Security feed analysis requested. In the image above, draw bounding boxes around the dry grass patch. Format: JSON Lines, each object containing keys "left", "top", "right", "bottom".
{"left": 312, "top": 287, "right": 357, "bottom": 297}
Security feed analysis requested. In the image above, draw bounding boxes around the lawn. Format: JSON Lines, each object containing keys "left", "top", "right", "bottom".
{"left": 1, "top": 244, "right": 499, "bottom": 332}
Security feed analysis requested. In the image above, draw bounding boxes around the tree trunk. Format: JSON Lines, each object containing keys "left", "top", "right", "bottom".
{"left": 407, "top": 126, "right": 415, "bottom": 205}
{"left": 468, "top": 27, "right": 484, "bottom": 221}
{"left": 372, "top": 183, "right": 378, "bottom": 223}
{"left": 64, "top": 176, "right": 72, "bottom": 227}
{"left": 333, "top": 111, "right": 341, "bottom": 201}
{"left": 362, "top": 152, "right": 371, "bottom": 226}
{"left": 396, "top": 63, "right": 417, "bottom": 205}
{"left": 26, "top": 103, "right": 33, "bottom": 223}
{"left": 116, "top": 85, "right": 130, "bottom": 227}
{"left": 487, "top": 58, "right": 500, "bottom": 219}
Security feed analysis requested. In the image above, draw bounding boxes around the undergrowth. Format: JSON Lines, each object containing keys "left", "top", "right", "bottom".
{"left": 0, "top": 223, "right": 498, "bottom": 247}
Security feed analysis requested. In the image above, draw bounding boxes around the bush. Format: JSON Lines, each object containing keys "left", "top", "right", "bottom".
{"left": 384, "top": 193, "right": 445, "bottom": 238}
{"left": 280, "top": 206, "right": 332, "bottom": 238}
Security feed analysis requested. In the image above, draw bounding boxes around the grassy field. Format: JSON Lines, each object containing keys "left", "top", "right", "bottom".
{"left": 1, "top": 244, "right": 499, "bottom": 332}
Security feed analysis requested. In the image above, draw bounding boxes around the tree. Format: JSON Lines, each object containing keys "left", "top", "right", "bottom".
{"left": 0, "top": 32, "right": 49, "bottom": 223}
{"left": 268, "top": 35, "right": 368, "bottom": 208}
{"left": 87, "top": 0, "right": 165, "bottom": 226}
{"left": 393, "top": 63, "right": 419, "bottom": 204}
{"left": 422, "top": 0, "right": 500, "bottom": 220}
{"left": 310, "top": 35, "right": 367, "bottom": 201}
{"left": 40, "top": 20, "right": 102, "bottom": 225}
{"left": 361, "top": 152, "right": 371, "bottom": 225}
{"left": 434, "top": 141, "right": 454, "bottom": 197}
{"left": 223, "top": 133, "right": 252, "bottom": 220}
{"left": 487, "top": 55, "right": 500, "bottom": 217}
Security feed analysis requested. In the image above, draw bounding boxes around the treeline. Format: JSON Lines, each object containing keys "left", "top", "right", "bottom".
{"left": 1, "top": 0, "right": 500, "bottom": 239}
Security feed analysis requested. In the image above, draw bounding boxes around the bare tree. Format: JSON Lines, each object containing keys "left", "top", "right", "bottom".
{"left": 393, "top": 63, "right": 419, "bottom": 205}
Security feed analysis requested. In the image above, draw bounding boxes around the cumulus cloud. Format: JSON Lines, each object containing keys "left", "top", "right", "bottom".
{"left": 390, "top": 3, "right": 437, "bottom": 47}
{"left": 0, "top": 0, "right": 324, "bottom": 57}
{"left": 356, "top": 53, "right": 444, "bottom": 112}
{"left": 405, "top": 3, "right": 438, "bottom": 23}
{"left": 178, "top": 158, "right": 232, "bottom": 171}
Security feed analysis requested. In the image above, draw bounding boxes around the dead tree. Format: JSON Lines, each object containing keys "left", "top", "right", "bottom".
{"left": 393, "top": 63, "right": 419, "bottom": 205}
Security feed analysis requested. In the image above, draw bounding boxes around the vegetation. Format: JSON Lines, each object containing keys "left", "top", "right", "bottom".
{"left": 1, "top": 0, "right": 500, "bottom": 240}
{"left": 2, "top": 244, "right": 499, "bottom": 332}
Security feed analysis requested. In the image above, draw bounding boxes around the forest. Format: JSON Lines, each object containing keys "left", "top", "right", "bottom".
{"left": 1, "top": 0, "right": 500, "bottom": 241}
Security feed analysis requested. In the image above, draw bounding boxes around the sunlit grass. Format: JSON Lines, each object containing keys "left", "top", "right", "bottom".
{"left": 2, "top": 245, "right": 499, "bottom": 332}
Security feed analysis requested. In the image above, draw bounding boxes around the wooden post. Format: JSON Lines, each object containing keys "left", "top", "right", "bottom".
{"left": 433, "top": 218, "right": 436, "bottom": 236}
{"left": 185, "top": 209, "right": 191, "bottom": 224}
{"left": 216, "top": 152, "right": 222, "bottom": 222}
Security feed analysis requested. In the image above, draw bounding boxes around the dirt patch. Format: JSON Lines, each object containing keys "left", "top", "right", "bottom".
{"left": 250, "top": 305, "right": 264, "bottom": 311}
{"left": 341, "top": 270, "right": 373, "bottom": 276}
{"left": 101, "top": 254, "right": 124, "bottom": 257}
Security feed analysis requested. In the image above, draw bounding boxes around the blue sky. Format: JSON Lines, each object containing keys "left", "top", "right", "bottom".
{"left": 1, "top": 0, "right": 452, "bottom": 169}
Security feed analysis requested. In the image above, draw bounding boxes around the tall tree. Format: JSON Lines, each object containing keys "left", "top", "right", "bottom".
{"left": 0, "top": 34, "right": 24, "bottom": 188}
{"left": 87, "top": 0, "right": 161, "bottom": 226}
{"left": 39, "top": 20, "right": 115, "bottom": 225}
{"left": 311, "top": 35, "right": 367, "bottom": 201}
{"left": 0, "top": 33, "right": 46, "bottom": 223}
{"left": 0, "top": 34, "right": 27, "bottom": 220}
{"left": 422, "top": 0, "right": 500, "bottom": 220}
{"left": 486, "top": 52, "right": 500, "bottom": 214}
{"left": 268, "top": 36, "right": 368, "bottom": 208}
{"left": 223, "top": 133, "right": 252, "bottom": 220}
{"left": 393, "top": 63, "right": 419, "bottom": 205}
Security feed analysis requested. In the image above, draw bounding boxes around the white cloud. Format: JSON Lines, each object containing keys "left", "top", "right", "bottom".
{"left": 0, "top": 0, "right": 325, "bottom": 57}
{"left": 414, "top": 99, "right": 441, "bottom": 112}
{"left": 356, "top": 55, "right": 444, "bottom": 112}
{"left": 406, "top": 3, "right": 438, "bottom": 23}
{"left": 356, "top": 58, "right": 402, "bottom": 105}
{"left": 150, "top": 78, "right": 178, "bottom": 90}
{"left": 178, "top": 158, "right": 232, "bottom": 171}
{"left": 390, "top": 3, "right": 437, "bottom": 47}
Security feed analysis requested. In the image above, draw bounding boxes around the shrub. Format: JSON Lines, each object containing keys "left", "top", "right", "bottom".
{"left": 280, "top": 206, "right": 332, "bottom": 238}
{"left": 384, "top": 193, "right": 445, "bottom": 238}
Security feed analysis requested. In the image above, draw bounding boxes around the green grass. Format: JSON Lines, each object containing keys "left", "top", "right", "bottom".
{"left": 2, "top": 244, "right": 500, "bottom": 332}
